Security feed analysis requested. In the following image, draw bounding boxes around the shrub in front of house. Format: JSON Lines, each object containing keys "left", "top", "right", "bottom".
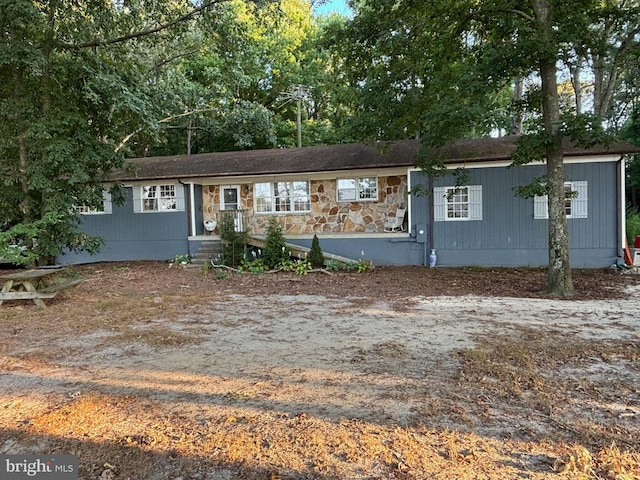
{"left": 262, "top": 216, "right": 287, "bottom": 270}
{"left": 219, "top": 212, "right": 247, "bottom": 268}
{"left": 627, "top": 206, "right": 640, "bottom": 248}
{"left": 308, "top": 234, "right": 324, "bottom": 269}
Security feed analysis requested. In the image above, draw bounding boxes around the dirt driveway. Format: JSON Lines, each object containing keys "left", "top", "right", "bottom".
{"left": 1, "top": 263, "right": 639, "bottom": 479}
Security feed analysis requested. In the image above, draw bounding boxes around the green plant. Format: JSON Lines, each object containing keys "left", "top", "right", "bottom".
{"left": 202, "top": 259, "right": 211, "bottom": 274}
{"left": 308, "top": 234, "right": 325, "bottom": 268}
{"left": 626, "top": 206, "right": 640, "bottom": 247}
{"left": 325, "top": 260, "right": 341, "bottom": 271}
{"left": 359, "top": 261, "right": 373, "bottom": 272}
{"left": 240, "top": 258, "right": 269, "bottom": 274}
{"left": 262, "top": 216, "right": 287, "bottom": 269}
{"left": 215, "top": 268, "right": 226, "bottom": 280}
{"left": 170, "top": 253, "right": 191, "bottom": 265}
{"left": 278, "top": 258, "right": 296, "bottom": 272}
{"left": 219, "top": 212, "right": 247, "bottom": 268}
{"left": 294, "top": 259, "right": 312, "bottom": 275}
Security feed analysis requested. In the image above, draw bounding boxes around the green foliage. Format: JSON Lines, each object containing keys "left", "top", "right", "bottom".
{"left": 0, "top": 213, "right": 103, "bottom": 267}
{"left": 239, "top": 258, "right": 269, "bottom": 274}
{"left": 219, "top": 212, "right": 247, "bottom": 268}
{"left": 513, "top": 175, "right": 548, "bottom": 199}
{"left": 279, "top": 258, "right": 312, "bottom": 275}
{"left": 324, "top": 259, "right": 372, "bottom": 273}
{"left": 626, "top": 207, "right": 640, "bottom": 248}
{"left": 308, "top": 234, "right": 325, "bottom": 268}
{"left": 170, "top": 254, "right": 191, "bottom": 265}
{"left": 262, "top": 216, "right": 288, "bottom": 269}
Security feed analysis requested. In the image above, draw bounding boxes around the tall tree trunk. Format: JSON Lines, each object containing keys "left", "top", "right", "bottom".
{"left": 531, "top": 0, "right": 574, "bottom": 296}
{"left": 511, "top": 77, "right": 524, "bottom": 135}
{"left": 570, "top": 61, "right": 582, "bottom": 114}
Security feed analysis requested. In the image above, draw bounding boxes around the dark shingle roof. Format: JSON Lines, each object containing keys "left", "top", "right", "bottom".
{"left": 110, "top": 137, "right": 639, "bottom": 182}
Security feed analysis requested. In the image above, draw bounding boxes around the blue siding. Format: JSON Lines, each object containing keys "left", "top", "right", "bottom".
{"left": 286, "top": 237, "right": 427, "bottom": 266}
{"left": 59, "top": 187, "right": 190, "bottom": 264}
{"left": 412, "top": 162, "right": 619, "bottom": 267}
{"left": 61, "top": 163, "right": 619, "bottom": 268}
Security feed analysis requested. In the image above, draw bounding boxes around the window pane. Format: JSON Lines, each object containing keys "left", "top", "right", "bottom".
{"left": 256, "top": 197, "right": 273, "bottom": 213}
{"left": 159, "top": 184, "right": 176, "bottom": 210}
{"left": 293, "top": 181, "right": 309, "bottom": 195}
{"left": 143, "top": 186, "right": 157, "bottom": 211}
{"left": 338, "top": 189, "right": 356, "bottom": 201}
{"left": 294, "top": 196, "right": 310, "bottom": 211}
{"left": 254, "top": 183, "right": 273, "bottom": 213}
{"left": 337, "top": 179, "right": 355, "bottom": 189}
{"left": 564, "top": 183, "right": 572, "bottom": 216}
{"left": 445, "top": 187, "right": 469, "bottom": 219}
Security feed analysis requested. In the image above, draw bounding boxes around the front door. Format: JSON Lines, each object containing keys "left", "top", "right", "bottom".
{"left": 221, "top": 185, "right": 242, "bottom": 231}
{"left": 221, "top": 186, "right": 240, "bottom": 211}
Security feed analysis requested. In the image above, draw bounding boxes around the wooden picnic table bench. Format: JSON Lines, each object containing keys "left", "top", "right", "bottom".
{"left": 0, "top": 267, "right": 83, "bottom": 307}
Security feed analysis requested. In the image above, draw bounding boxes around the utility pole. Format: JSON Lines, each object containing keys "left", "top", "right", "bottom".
{"left": 278, "top": 84, "right": 312, "bottom": 148}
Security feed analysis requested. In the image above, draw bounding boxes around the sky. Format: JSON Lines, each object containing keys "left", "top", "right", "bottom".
{"left": 313, "top": 0, "right": 352, "bottom": 17}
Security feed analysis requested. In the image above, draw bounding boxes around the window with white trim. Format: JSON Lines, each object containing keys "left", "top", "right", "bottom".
{"left": 76, "top": 191, "right": 112, "bottom": 215}
{"left": 534, "top": 181, "right": 588, "bottom": 219}
{"left": 133, "top": 183, "right": 185, "bottom": 213}
{"left": 433, "top": 185, "right": 483, "bottom": 221}
{"left": 337, "top": 177, "right": 378, "bottom": 201}
{"left": 254, "top": 181, "right": 310, "bottom": 213}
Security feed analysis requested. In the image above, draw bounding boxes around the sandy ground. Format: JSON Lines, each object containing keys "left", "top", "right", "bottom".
{"left": 0, "top": 263, "right": 639, "bottom": 479}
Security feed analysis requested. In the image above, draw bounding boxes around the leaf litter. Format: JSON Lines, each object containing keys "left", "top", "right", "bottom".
{"left": 0, "top": 261, "right": 639, "bottom": 479}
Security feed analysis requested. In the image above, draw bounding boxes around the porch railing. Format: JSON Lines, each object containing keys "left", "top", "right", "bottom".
{"left": 219, "top": 209, "right": 246, "bottom": 232}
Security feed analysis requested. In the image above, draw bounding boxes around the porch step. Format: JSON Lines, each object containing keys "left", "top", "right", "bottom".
{"left": 191, "top": 240, "right": 223, "bottom": 266}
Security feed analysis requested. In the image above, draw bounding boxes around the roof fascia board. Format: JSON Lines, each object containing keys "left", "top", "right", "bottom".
{"left": 408, "top": 153, "right": 623, "bottom": 172}
{"left": 178, "top": 166, "right": 410, "bottom": 185}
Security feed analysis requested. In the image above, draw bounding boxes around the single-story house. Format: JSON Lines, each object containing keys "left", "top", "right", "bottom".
{"left": 60, "top": 136, "right": 639, "bottom": 268}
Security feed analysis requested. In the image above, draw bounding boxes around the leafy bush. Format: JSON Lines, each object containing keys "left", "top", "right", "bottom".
{"left": 324, "top": 259, "right": 373, "bottom": 272}
{"left": 262, "top": 216, "right": 287, "bottom": 269}
{"left": 239, "top": 258, "right": 269, "bottom": 274}
{"left": 170, "top": 253, "right": 191, "bottom": 265}
{"left": 627, "top": 206, "right": 640, "bottom": 247}
{"left": 219, "top": 212, "right": 247, "bottom": 267}
{"left": 308, "top": 234, "right": 325, "bottom": 268}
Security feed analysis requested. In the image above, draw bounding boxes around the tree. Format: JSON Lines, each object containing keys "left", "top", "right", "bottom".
{"left": 334, "top": 0, "right": 635, "bottom": 296}
{"left": 0, "top": 0, "right": 231, "bottom": 265}
{"left": 262, "top": 216, "right": 288, "bottom": 269}
{"left": 308, "top": 234, "right": 325, "bottom": 268}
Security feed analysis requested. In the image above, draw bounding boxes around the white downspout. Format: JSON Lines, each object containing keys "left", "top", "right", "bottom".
{"left": 620, "top": 156, "right": 626, "bottom": 256}
{"left": 189, "top": 182, "right": 196, "bottom": 237}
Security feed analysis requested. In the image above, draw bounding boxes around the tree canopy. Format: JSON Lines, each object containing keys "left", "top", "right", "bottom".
{"left": 1, "top": 0, "right": 638, "bottom": 288}
{"left": 331, "top": 0, "right": 640, "bottom": 295}
{"left": 0, "top": 0, "right": 353, "bottom": 265}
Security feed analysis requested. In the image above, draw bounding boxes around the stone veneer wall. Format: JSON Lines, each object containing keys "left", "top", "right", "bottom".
{"left": 202, "top": 175, "right": 407, "bottom": 235}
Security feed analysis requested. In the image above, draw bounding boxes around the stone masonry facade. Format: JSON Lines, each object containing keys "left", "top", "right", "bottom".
{"left": 203, "top": 175, "right": 408, "bottom": 235}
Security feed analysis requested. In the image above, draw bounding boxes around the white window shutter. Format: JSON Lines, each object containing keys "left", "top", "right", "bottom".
{"left": 174, "top": 183, "right": 185, "bottom": 211}
{"left": 433, "top": 186, "right": 446, "bottom": 221}
{"left": 103, "top": 191, "right": 113, "bottom": 214}
{"left": 469, "top": 185, "right": 482, "bottom": 220}
{"left": 132, "top": 186, "right": 142, "bottom": 213}
{"left": 534, "top": 195, "right": 548, "bottom": 219}
{"left": 571, "top": 181, "right": 588, "bottom": 218}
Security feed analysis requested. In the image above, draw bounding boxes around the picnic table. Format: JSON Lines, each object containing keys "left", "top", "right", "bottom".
{"left": 0, "top": 267, "right": 83, "bottom": 307}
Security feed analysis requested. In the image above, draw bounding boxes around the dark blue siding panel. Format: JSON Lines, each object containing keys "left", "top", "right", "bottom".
{"left": 59, "top": 187, "right": 190, "bottom": 264}
{"left": 288, "top": 237, "right": 428, "bottom": 266}
{"left": 414, "top": 162, "right": 618, "bottom": 267}
{"left": 409, "top": 171, "right": 429, "bottom": 239}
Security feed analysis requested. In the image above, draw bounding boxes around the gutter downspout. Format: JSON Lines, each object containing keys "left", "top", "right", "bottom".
{"left": 619, "top": 155, "right": 626, "bottom": 260}
{"left": 428, "top": 174, "right": 434, "bottom": 265}
{"left": 189, "top": 182, "right": 196, "bottom": 237}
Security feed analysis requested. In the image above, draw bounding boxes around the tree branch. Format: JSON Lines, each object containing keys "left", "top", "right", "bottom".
{"left": 56, "top": 0, "right": 230, "bottom": 51}
{"left": 114, "top": 108, "right": 218, "bottom": 152}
